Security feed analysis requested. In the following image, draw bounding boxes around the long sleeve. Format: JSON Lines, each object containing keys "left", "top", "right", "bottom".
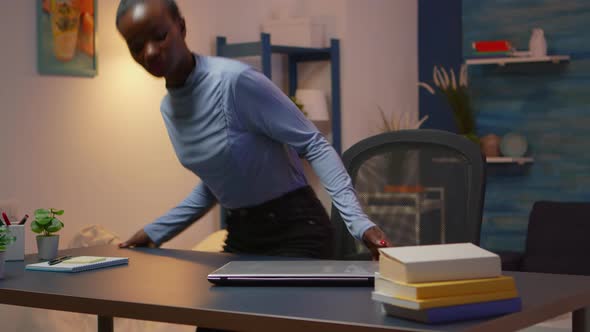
{"left": 144, "top": 182, "right": 217, "bottom": 245}
{"left": 232, "top": 69, "right": 375, "bottom": 240}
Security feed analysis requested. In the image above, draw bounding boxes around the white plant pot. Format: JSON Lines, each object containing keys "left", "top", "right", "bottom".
{"left": 0, "top": 251, "right": 5, "bottom": 279}
{"left": 36, "top": 235, "right": 60, "bottom": 260}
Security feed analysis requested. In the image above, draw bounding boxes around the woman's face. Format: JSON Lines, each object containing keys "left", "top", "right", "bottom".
{"left": 117, "top": 0, "right": 186, "bottom": 78}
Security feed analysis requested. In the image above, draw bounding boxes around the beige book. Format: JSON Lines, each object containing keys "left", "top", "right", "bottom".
{"left": 378, "top": 243, "right": 501, "bottom": 283}
{"left": 375, "top": 273, "right": 516, "bottom": 300}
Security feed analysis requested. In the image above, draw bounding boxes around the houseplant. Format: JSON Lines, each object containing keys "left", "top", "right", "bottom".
{"left": 419, "top": 64, "right": 478, "bottom": 143}
{"left": 378, "top": 107, "right": 429, "bottom": 132}
{"left": 0, "top": 225, "right": 16, "bottom": 279}
{"left": 31, "top": 208, "right": 65, "bottom": 260}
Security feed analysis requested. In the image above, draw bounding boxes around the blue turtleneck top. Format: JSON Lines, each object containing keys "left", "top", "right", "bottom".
{"left": 144, "top": 55, "right": 375, "bottom": 245}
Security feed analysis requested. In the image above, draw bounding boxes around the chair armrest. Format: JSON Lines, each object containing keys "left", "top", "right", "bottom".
{"left": 496, "top": 250, "right": 524, "bottom": 271}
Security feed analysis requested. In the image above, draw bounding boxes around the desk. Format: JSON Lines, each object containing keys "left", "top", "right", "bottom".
{"left": 1, "top": 245, "right": 590, "bottom": 332}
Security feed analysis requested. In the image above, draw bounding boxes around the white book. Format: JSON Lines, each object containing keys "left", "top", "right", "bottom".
{"left": 25, "top": 256, "right": 128, "bottom": 273}
{"left": 378, "top": 243, "right": 501, "bottom": 283}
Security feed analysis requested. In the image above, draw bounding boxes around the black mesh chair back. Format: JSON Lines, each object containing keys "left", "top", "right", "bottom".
{"left": 332, "top": 129, "right": 486, "bottom": 259}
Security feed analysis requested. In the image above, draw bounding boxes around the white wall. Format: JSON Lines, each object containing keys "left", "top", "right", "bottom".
{"left": 343, "top": 0, "right": 418, "bottom": 149}
{"left": 0, "top": 0, "right": 219, "bottom": 253}
{"left": 0, "top": 0, "right": 417, "bottom": 254}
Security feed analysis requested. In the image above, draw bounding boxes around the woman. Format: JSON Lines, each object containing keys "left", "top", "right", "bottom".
{"left": 115, "top": 0, "right": 391, "bottom": 261}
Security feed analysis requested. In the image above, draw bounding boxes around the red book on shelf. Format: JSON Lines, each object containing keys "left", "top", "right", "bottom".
{"left": 472, "top": 40, "right": 512, "bottom": 52}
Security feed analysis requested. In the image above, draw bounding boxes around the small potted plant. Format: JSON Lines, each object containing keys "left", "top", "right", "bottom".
{"left": 31, "top": 208, "right": 64, "bottom": 260}
{"left": 419, "top": 64, "right": 478, "bottom": 143}
{"left": 0, "top": 225, "right": 16, "bottom": 279}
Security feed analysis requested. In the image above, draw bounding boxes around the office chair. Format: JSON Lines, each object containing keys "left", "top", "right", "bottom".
{"left": 332, "top": 129, "right": 486, "bottom": 259}
{"left": 500, "top": 201, "right": 590, "bottom": 275}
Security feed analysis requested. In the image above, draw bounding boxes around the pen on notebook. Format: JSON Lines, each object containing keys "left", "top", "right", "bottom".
{"left": 48, "top": 255, "right": 72, "bottom": 265}
{"left": 1, "top": 212, "right": 11, "bottom": 226}
{"left": 18, "top": 214, "right": 29, "bottom": 225}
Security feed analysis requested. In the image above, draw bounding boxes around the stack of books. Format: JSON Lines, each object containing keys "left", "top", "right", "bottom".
{"left": 471, "top": 40, "right": 513, "bottom": 57}
{"left": 372, "top": 243, "right": 522, "bottom": 324}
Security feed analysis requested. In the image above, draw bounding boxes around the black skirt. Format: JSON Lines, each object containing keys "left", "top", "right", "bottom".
{"left": 222, "top": 186, "right": 334, "bottom": 259}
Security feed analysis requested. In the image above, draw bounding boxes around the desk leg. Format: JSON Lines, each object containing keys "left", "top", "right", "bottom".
{"left": 573, "top": 307, "right": 590, "bottom": 332}
{"left": 98, "top": 315, "right": 114, "bottom": 332}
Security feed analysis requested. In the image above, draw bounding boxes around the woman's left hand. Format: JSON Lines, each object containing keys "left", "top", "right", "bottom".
{"left": 362, "top": 226, "right": 393, "bottom": 260}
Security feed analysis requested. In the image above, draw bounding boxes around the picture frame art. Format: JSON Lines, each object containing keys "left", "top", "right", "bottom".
{"left": 37, "top": 0, "right": 97, "bottom": 77}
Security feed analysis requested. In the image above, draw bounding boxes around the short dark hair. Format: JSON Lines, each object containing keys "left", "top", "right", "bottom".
{"left": 116, "top": 0, "right": 181, "bottom": 26}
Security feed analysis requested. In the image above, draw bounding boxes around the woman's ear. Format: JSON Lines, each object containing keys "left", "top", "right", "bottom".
{"left": 179, "top": 17, "right": 186, "bottom": 38}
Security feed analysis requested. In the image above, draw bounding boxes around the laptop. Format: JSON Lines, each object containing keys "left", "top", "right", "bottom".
{"left": 207, "top": 260, "right": 378, "bottom": 286}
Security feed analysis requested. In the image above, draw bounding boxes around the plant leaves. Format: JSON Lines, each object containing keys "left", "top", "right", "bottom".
{"left": 46, "top": 218, "right": 63, "bottom": 233}
{"left": 35, "top": 209, "right": 50, "bottom": 220}
{"left": 36, "top": 216, "right": 53, "bottom": 225}
{"left": 0, "top": 229, "right": 15, "bottom": 247}
{"left": 31, "top": 221, "right": 43, "bottom": 234}
{"left": 50, "top": 209, "right": 64, "bottom": 215}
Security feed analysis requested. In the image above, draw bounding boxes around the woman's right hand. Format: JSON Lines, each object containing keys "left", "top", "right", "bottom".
{"left": 119, "top": 228, "right": 157, "bottom": 248}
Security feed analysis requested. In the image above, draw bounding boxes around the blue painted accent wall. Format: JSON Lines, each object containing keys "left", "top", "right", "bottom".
{"left": 463, "top": 0, "right": 590, "bottom": 252}
{"left": 418, "top": 0, "right": 463, "bottom": 132}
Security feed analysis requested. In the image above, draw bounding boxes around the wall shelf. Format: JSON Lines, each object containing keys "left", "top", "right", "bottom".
{"left": 216, "top": 33, "right": 341, "bottom": 154}
{"left": 465, "top": 55, "right": 570, "bottom": 66}
{"left": 486, "top": 157, "right": 534, "bottom": 165}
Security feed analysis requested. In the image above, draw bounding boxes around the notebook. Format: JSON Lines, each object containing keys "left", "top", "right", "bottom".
{"left": 207, "top": 260, "right": 378, "bottom": 286}
{"left": 25, "top": 256, "right": 129, "bottom": 273}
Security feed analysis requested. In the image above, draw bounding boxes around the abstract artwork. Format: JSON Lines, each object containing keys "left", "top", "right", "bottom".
{"left": 37, "top": 0, "right": 96, "bottom": 77}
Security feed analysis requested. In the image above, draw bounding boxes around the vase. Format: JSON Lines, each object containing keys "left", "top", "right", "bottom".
{"left": 480, "top": 134, "right": 501, "bottom": 157}
{"left": 36, "top": 235, "right": 60, "bottom": 260}
{"left": 529, "top": 28, "right": 547, "bottom": 57}
{"left": 500, "top": 133, "right": 528, "bottom": 157}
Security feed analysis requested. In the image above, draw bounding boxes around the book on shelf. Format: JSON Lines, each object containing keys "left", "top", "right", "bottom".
{"left": 472, "top": 40, "right": 512, "bottom": 52}
{"left": 375, "top": 273, "right": 516, "bottom": 300}
{"left": 469, "top": 51, "right": 513, "bottom": 58}
{"left": 372, "top": 289, "right": 518, "bottom": 310}
{"left": 380, "top": 297, "right": 522, "bottom": 323}
{"left": 378, "top": 243, "right": 501, "bottom": 283}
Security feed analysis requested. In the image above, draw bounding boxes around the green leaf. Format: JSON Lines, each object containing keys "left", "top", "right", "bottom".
{"left": 1, "top": 236, "right": 16, "bottom": 246}
{"left": 36, "top": 216, "right": 53, "bottom": 225}
{"left": 0, "top": 245, "right": 5, "bottom": 251}
{"left": 50, "top": 209, "right": 64, "bottom": 215}
{"left": 35, "top": 209, "right": 50, "bottom": 220}
{"left": 46, "top": 218, "right": 63, "bottom": 233}
{"left": 31, "top": 221, "right": 44, "bottom": 234}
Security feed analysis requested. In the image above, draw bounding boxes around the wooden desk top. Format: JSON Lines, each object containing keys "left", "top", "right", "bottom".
{"left": 1, "top": 245, "right": 590, "bottom": 332}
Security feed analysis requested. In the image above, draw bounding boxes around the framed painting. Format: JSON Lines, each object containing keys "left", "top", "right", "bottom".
{"left": 37, "top": 0, "right": 97, "bottom": 77}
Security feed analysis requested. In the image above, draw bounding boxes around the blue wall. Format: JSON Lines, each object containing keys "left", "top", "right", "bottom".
{"left": 418, "top": 0, "right": 462, "bottom": 132}
{"left": 463, "top": 0, "right": 590, "bottom": 252}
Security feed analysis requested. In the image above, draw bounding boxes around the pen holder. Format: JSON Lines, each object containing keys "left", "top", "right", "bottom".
{"left": 6, "top": 225, "right": 25, "bottom": 261}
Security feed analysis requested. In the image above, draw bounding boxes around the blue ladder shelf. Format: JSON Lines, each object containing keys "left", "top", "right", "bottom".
{"left": 216, "top": 33, "right": 342, "bottom": 155}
